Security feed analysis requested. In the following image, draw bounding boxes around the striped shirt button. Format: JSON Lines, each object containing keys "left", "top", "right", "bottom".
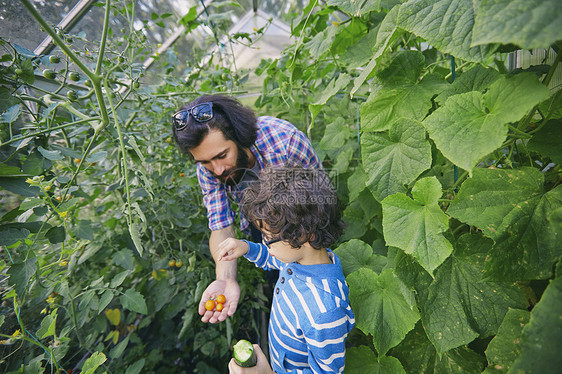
{"left": 275, "top": 288, "right": 279, "bottom": 294}
{"left": 287, "top": 268, "right": 293, "bottom": 275}
{"left": 280, "top": 277, "right": 285, "bottom": 283}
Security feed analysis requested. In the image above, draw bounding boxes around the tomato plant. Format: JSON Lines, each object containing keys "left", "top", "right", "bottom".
{"left": 0, "top": 1, "right": 268, "bottom": 373}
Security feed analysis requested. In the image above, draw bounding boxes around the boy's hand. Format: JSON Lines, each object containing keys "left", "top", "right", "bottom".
{"left": 217, "top": 238, "right": 249, "bottom": 262}
{"left": 228, "top": 344, "right": 275, "bottom": 374}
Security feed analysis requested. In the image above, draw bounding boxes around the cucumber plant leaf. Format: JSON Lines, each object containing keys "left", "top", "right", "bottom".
{"left": 485, "top": 308, "right": 530, "bottom": 372}
{"left": 419, "top": 233, "right": 527, "bottom": 354}
{"left": 361, "top": 51, "right": 447, "bottom": 132}
{"left": 526, "top": 119, "right": 562, "bottom": 164}
{"left": 510, "top": 269, "right": 562, "bottom": 373}
{"left": 423, "top": 73, "right": 550, "bottom": 174}
{"left": 346, "top": 345, "right": 406, "bottom": 374}
{"left": 340, "top": 27, "right": 380, "bottom": 69}
{"left": 391, "top": 322, "right": 486, "bottom": 373}
{"left": 396, "top": 0, "right": 497, "bottom": 62}
{"left": 347, "top": 268, "right": 420, "bottom": 355}
{"left": 382, "top": 177, "right": 453, "bottom": 274}
{"left": 327, "top": 0, "right": 400, "bottom": 16}
{"left": 320, "top": 118, "right": 350, "bottom": 150}
{"left": 334, "top": 239, "right": 387, "bottom": 276}
{"left": 435, "top": 65, "right": 501, "bottom": 105}
{"left": 362, "top": 118, "right": 432, "bottom": 201}
{"left": 471, "top": 0, "right": 562, "bottom": 50}
{"left": 347, "top": 165, "right": 368, "bottom": 201}
{"left": 448, "top": 167, "right": 562, "bottom": 280}
{"left": 305, "top": 25, "right": 339, "bottom": 59}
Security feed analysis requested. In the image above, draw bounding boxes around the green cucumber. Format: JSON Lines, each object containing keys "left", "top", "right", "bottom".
{"left": 233, "top": 339, "right": 257, "bottom": 367}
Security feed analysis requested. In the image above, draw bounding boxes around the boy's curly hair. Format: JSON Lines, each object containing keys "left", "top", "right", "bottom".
{"left": 241, "top": 167, "right": 344, "bottom": 249}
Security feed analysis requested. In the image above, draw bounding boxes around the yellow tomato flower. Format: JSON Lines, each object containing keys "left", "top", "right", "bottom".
{"left": 59, "top": 211, "right": 68, "bottom": 218}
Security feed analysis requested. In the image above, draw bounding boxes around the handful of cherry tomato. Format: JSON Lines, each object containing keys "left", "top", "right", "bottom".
{"left": 205, "top": 294, "right": 226, "bottom": 312}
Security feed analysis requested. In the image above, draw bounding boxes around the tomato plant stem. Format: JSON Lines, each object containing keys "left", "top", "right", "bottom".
{"left": 96, "top": 0, "right": 111, "bottom": 76}
{"left": 0, "top": 117, "right": 99, "bottom": 146}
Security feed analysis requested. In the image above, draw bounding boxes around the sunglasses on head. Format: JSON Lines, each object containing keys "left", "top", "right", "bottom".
{"left": 172, "top": 102, "right": 214, "bottom": 131}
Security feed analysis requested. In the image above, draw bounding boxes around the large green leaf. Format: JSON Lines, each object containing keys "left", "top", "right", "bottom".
{"left": 312, "top": 73, "right": 350, "bottom": 106}
{"left": 362, "top": 118, "right": 432, "bottom": 201}
{"left": 471, "top": 0, "right": 562, "bottom": 50}
{"left": 347, "top": 268, "right": 420, "bottom": 355}
{"left": 420, "top": 233, "right": 527, "bottom": 354}
{"left": 346, "top": 346, "right": 406, "bottom": 374}
{"left": 423, "top": 73, "right": 550, "bottom": 173}
{"left": 319, "top": 118, "right": 351, "bottom": 149}
{"left": 0, "top": 177, "right": 41, "bottom": 197}
{"left": 120, "top": 289, "right": 148, "bottom": 315}
{"left": 8, "top": 257, "right": 38, "bottom": 298}
{"left": 448, "top": 167, "right": 562, "bottom": 280}
{"left": 510, "top": 270, "right": 562, "bottom": 373}
{"left": 81, "top": 352, "right": 107, "bottom": 374}
{"left": 526, "top": 119, "right": 562, "bottom": 164}
{"left": 37, "top": 310, "right": 58, "bottom": 338}
{"left": 341, "top": 27, "right": 380, "bottom": 69}
{"left": 382, "top": 177, "right": 453, "bottom": 274}
{"left": 305, "top": 25, "right": 339, "bottom": 58}
{"left": 0, "top": 227, "right": 30, "bottom": 246}
{"left": 485, "top": 308, "right": 530, "bottom": 373}
{"left": 347, "top": 165, "right": 368, "bottom": 201}
{"left": 361, "top": 51, "right": 447, "bottom": 132}
{"left": 327, "top": 0, "right": 400, "bottom": 16}
{"left": 391, "top": 322, "right": 486, "bottom": 374}
{"left": 435, "top": 65, "right": 501, "bottom": 105}
{"left": 0, "top": 86, "right": 20, "bottom": 112}
{"left": 539, "top": 89, "right": 562, "bottom": 120}
{"left": 396, "top": 0, "right": 497, "bottom": 62}
{"left": 334, "top": 239, "right": 387, "bottom": 276}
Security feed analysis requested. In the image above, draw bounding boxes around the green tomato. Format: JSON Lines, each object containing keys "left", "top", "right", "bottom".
{"left": 14, "top": 68, "right": 23, "bottom": 75}
{"left": 43, "top": 69, "right": 56, "bottom": 80}
{"left": 69, "top": 72, "right": 80, "bottom": 81}
{"left": 84, "top": 79, "right": 93, "bottom": 88}
{"left": 133, "top": 81, "right": 140, "bottom": 89}
{"left": 49, "top": 55, "right": 61, "bottom": 64}
{"left": 67, "top": 90, "right": 78, "bottom": 101}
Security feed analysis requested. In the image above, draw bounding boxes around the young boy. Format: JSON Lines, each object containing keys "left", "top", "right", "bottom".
{"left": 216, "top": 167, "right": 355, "bottom": 374}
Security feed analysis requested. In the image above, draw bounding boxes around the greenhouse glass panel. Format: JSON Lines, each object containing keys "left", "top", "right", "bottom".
{"left": 0, "top": 0, "right": 79, "bottom": 52}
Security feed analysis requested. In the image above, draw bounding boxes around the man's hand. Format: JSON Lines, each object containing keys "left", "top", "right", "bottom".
{"left": 217, "top": 238, "right": 249, "bottom": 262}
{"left": 198, "top": 278, "right": 240, "bottom": 323}
{"left": 228, "top": 344, "right": 275, "bottom": 374}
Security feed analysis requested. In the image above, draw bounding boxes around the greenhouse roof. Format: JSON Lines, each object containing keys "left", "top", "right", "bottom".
{"left": 1, "top": 0, "right": 300, "bottom": 90}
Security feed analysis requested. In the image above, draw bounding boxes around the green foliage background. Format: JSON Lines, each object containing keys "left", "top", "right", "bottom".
{"left": 1, "top": 0, "right": 561, "bottom": 373}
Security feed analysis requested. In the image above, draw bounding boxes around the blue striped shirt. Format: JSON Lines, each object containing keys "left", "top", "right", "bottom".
{"left": 197, "top": 116, "right": 321, "bottom": 233}
{"left": 243, "top": 241, "right": 355, "bottom": 373}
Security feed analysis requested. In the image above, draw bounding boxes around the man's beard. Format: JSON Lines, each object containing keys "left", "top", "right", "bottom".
{"left": 215, "top": 145, "right": 249, "bottom": 186}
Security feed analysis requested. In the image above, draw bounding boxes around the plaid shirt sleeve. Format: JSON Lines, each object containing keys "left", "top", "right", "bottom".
{"left": 285, "top": 128, "right": 322, "bottom": 170}
{"left": 196, "top": 164, "right": 235, "bottom": 231}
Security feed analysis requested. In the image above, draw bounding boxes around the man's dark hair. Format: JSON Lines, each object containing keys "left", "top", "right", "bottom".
{"left": 241, "top": 167, "right": 344, "bottom": 250}
{"left": 172, "top": 95, "right": 258, "bottom": 154}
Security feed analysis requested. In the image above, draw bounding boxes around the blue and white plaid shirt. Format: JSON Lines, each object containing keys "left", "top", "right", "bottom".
{"left": 196, "top": 116, "right": 322, "bottom": 233}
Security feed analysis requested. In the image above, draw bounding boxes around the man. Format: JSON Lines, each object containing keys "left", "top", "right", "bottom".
{"left": 172, "top": 94, "right": 322, "bottom": 324}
